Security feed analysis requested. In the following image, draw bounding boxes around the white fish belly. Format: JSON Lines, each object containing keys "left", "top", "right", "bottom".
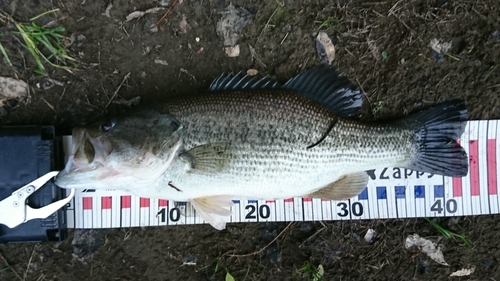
{"left": 151, "top": 140, "right": 409, "bottom": 201}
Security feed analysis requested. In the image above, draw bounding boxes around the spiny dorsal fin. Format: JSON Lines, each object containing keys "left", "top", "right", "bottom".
{"left": 180, "top": 142, "right": 232, "bottom": 173}
{"left": 307, "top": 172, "right": 368, "bottom": 200}
{"left": 210, "top": 66, "right": 364, "bottom": 118}
{"left": 283, "top": 66, "right": 365, "bottom": 118}
{"left": 209, "top": 71, "right": 280, "bottom": 91}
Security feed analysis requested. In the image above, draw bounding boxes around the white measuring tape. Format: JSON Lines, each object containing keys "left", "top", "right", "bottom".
{"left": 65, "top": 120, "right": 499, "bottom": 228}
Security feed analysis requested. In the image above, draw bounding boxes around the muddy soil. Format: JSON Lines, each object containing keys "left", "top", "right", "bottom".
{"left": 1, "top": 0, "right": 500, "bottom": 280}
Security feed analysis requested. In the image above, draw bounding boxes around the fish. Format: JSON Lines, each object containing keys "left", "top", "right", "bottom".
{"left": 54, "top": 66, "right": 469, "bottom": 230}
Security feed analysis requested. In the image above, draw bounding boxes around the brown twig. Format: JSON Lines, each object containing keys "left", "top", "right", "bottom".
{"left": 23, "top": 246, "right": 37, "bottom": 281}
{"left": 299, "top": 224, "right": 327, "bottom": 248}
{"left": 105, "top": 72, "right": 131, "bottom": 109}
{"left": 0, "top": 251, "right": 23, "bottom": 281}
{"left": 153, "top": 0, "right": 179, "bottom": 27}
{"left": 228, "top": 222, "right": 293, "bottom": 258}
{"left": 256, "top": 6, "right": 278, "bottom": 43}
{"left": 41, "top": 97, "right": 56, "bottom": 113}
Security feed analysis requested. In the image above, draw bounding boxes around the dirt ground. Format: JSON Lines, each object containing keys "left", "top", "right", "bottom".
{"left": 1, "top": 0, "right": 500, "bottom": 280}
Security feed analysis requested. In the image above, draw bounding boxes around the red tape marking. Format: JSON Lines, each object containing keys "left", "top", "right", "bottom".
{"left": 83, "top": 197, "right": 92, "bottom": 210}
{"left": 121, "top": 195, "right": 131, "bottom": 209}
{"left": 470, "top": 140, "right": 480, "bottom": 196}
{"left": 488, "top": 139, "right": 498, "bottom": 195}
{"left": 159, "top": 199, "right": 168, "bottom": 207}
{"left": 140, "top": 197, "right": 150, "bottom": 208}
{"left": 453, "top": 140, "right": 463, "bottom": 197}
{"left": 453, "top": 177, "right": 463, "bottom": 197}
{"left": 284, "top": 198, "right": 294, "bottom": 203}
{"left": 101, "top": 196, "right": 112, "bottom": 209}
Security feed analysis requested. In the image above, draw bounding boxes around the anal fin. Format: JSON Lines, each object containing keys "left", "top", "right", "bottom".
{"left": 307, "top": 172, "right": 368, "bottom": 200}
{"left": 190, "top": 195, "right": 234, "bottom": 230}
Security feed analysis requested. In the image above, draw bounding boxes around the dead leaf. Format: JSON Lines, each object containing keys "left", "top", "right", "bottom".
{"left": 429, "top": 38, "right": 452, "bottom": 53}
{"left": 154, "top": 58, "right": 168, "bottom": 66}
{"left": 179, "top": 15, "right": 191, "bottom": 34}
{"left": 126, "top": 11, "right": 145, "bottom": 21}
{"left": 0, "top": 76, "right": 29, "bottom": 107}
{"left": 225, "top": 45, "right": 240, "bottom": 57}
{"left": 246, "top": 69, "right": 258, "bottom": 76}
{"left": 216, "top": 4, "right": 254, "bottom": 47}
{"left": 102, "top": 3, "right": 113, "bottom": 18}
{"left": 450, "top": 266, "right": 475, "bottom": 277}
{"left": 126, "top": 7, "right": 165, "bottom": 22}
{"left": 315, "top": 32, "right": 335, "bottom": 64}
{"left": 405, "top": 234, "right": 448, "bottom": 266}
{"left": 112, "top": 96, "right": 141, "bottom": 107}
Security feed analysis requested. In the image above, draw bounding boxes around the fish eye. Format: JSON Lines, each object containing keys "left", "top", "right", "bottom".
{"left": 100, "top": 119, "right": 116, "bottom": 132}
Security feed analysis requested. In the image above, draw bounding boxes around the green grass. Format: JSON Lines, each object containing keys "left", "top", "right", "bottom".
{"left": 425, "top": 218, "right": 472, "bottom": 248}
{"left": 0, "top": 9, "right": 77, "bottom": 75}
{"left": 225, "top": 272, "right": 235, "bottom": 281}
{"left": 484, "top": 63, "right": 499, "bottom": 81}
{"left": 213, "top": 258, "right": 236, "bottom": 281}
{"left": 371, "top": 101, "right": 385, "bottom": 114}
{"left": 0, "top": 37, "right": 13, "bottom": 67}
{"left": 0, "top": 266, "right": 11, "bottom": 273}
{"left": 293, "top": 261, "right": 324, "bottom": 281}
{"left": 317, "top": 17, "right": 342, "bottom": 34}
{"left": 121, "top": 228, "right": 132, "bottom": 240}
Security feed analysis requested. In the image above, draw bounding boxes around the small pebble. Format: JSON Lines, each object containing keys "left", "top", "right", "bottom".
{"left": 351, "top": 232, "right": 361, "bottom": 243}
{"left": 282, "top": 24, "right": 292, "bottom": 32}
{"left": 364, "top": 229, "right": 376, "bottom": 243}
{"left": 431, "top": 50, "right": 445, "bottom": 64}
{"left": 492, "top": 30, "right": 500, "bottom": 43}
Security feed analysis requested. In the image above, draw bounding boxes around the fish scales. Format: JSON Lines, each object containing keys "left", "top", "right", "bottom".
{"left": 54, "top": 66, "right": 468, "bottom": 230}
{"left": 167, "top": 90, "right": 336, "bottom": 149}
{"left": 164, "top": 90, "right": 342, "bottom": 194}
{"left": 158, "top": 90, "right": 413, "bottom": 202}
{"left": 167, "top": 90, "right": 413, "bottom": 180}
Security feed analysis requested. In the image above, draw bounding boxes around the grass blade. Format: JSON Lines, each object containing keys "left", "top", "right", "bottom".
{"left": 425, "top": 218, "right": 472, "bottom": 248}
{"left": 29, "top": 8, "right": 60, "bottom": 21}
{"left": 0, "top": 42, "right": 13, "bottom": 67}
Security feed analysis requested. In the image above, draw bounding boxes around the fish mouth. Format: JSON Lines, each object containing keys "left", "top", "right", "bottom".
{"left": 64, "top": 128, "right": 113, "bottom": 173}
{"left": 55, "top": 135, "right": 184, "bottom": 190}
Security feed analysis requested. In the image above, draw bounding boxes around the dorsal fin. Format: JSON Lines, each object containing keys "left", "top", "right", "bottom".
{"left": 283, "top": 66, "right": 365, "bottom": 118}
{"left": 209, "top": 71, "right": 281, "bottom": 91}
{"left": 209, "top": 66, "right": 365, "bottom": 118}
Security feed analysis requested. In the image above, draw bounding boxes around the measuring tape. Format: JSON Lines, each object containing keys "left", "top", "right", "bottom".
{"left": 65, "top": 120, "right": 499, "bottom": 228}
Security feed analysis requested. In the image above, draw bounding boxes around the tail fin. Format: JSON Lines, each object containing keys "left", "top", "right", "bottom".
{"left": 403, "top": 100, "right": 468, "bottom": 177}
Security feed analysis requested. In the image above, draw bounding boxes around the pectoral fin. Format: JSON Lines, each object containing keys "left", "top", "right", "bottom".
{"left": 190, "top": 195, "right": 234, "bottom": 230}
{"left": 307, "top": 172, "right": 368, "bottom": 200}
{"left": 180, "top": 142, "right": 231, "bottom": 173}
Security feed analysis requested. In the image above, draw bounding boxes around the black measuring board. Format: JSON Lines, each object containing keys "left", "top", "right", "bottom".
{"left": 0, "top": 126, "right": 68, "bottom": 242}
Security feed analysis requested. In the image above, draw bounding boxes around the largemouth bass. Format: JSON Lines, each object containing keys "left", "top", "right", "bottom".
{"left": 55, "top": 66, "right": 468, "bottom": 230}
